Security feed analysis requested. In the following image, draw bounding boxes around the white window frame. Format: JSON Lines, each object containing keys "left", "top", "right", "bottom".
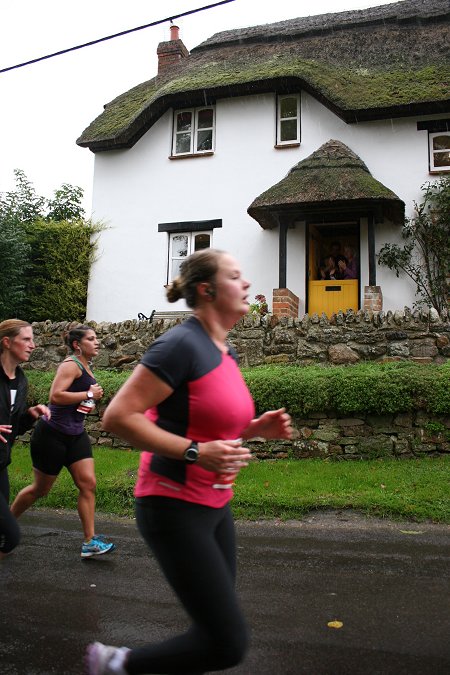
{"left": 172, "top": 107, "right": 215, "bottom": 156}
{"left": 429, "top": 131, "right": 450, "bottom": 172}
{"left": 276, "top": 94, "right": 301, "bottom": 146}
{"left": 168, "top": 231, "right": 212, "bottom": 282}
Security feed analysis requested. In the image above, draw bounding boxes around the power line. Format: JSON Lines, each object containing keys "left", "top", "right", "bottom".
{"left": 0, "top": 0, "right": 235, "bottom": 75}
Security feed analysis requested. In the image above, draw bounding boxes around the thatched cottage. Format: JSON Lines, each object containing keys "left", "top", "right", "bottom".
{"left": 77, "top": 0, "right": 450, "bottom": 321}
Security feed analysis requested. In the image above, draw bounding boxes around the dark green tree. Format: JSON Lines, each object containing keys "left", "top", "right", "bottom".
{"left": 0, "top": 169, "right": 100, "bottom": 322}
{"left": 46, "top": 183, "right": 85, "bottom": 222}
{"left": 378, "top": 177, "right": 450, "bottom": 313}
{"left": 0, "top": 217, "right": 30, "bottom": 319}
{"left": 1, "top": 169, "right": 46, "bottom": 224}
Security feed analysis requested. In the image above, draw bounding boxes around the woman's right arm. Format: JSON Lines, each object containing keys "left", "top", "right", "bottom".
{"left": 102, "top": 365, "right": 251, "bottom": 472}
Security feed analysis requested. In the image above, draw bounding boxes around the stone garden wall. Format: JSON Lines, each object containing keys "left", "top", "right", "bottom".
{"left": 27, "top": 306, "right": 450, "bottom": 371}
{"left": 18, "top": 407, "right": 450, "bottom": 458}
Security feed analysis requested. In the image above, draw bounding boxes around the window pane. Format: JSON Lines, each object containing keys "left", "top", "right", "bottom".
{"left": 433, "top": 135, "right": 450, "bottom": 151}
{"left": 172, "top": 235, "right": 188, "bottom": 258}
{"left": 197, "top": 108, "right": 213, "bottom": 129}
{"left": 197, "top": 130, "right": 212, "bottom": 151}
{"left": 176, "top": 112, "right": 192, "bottom": 132}
{"left": 433, "top": 151, "right": 450, "bottom": 168}
{"left": 176, "top": 133, "right": 191, "bottom": 154}
{"left": 280, "top": 97, "right": 298, "bottom": 119}
{"left": 280, "top": 119, "right": 298, "bottom": 142}
{"left": 194, "top": 233, "right": 211, "bottom": 251}
{"left": 171, "top": 258, "right": 183, "bottom": 279}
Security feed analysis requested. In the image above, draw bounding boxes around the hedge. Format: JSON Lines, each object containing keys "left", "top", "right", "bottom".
{"left": 25, "top": 361, "right": 450, "bottom": 416}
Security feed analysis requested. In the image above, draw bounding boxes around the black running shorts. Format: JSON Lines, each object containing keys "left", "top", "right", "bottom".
{"left": 30, "top": 419, "right": 93, "bottom": 476}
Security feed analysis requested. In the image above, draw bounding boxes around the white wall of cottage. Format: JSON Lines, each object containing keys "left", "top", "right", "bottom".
{"left": 86, "top": 90, "right": 440, "bottom": 322}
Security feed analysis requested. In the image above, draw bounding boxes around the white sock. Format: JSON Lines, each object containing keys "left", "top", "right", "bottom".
{"left": 109, "top": 647, "right": 130, "bottom": 674}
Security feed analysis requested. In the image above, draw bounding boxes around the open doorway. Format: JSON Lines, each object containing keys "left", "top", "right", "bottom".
{"left": 307, "top": 222, "right": 360, "bottom": 316}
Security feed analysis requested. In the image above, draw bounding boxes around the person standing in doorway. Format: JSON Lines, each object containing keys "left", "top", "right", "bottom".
{"left": 11, "top": 325, "right": 115, "bottom": 559}
{"left": 338, "top": 245, "right": 358, "bottom": 279}
{"left": 0, "top": 319, "right": 50, "bottom": 560}
{"left": 85, "top": 249, "right": 293, "bottom": 675}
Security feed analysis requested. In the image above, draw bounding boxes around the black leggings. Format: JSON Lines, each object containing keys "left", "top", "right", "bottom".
{"left": 126, "top": 497, "right": 249, "bottom": 675}
{"left": 0, "top": 467, "right": 20, "bottom": 554}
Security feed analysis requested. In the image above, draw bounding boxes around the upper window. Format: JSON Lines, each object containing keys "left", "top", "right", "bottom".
{"left": 429, "top": 132, "right": 450, "bottom": 172}
{"left": 172, "top": 107, "right": 215, "bottom": 156}
{"left": 276, "top": 94, "right": 300, "bottom": 146}
{"left": 168, "top": 232, "right": 211, "bottom": 281}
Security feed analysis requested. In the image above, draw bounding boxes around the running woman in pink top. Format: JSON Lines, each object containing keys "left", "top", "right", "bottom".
{"left": 86, "top": 249, "right": 292, "bottom": 675}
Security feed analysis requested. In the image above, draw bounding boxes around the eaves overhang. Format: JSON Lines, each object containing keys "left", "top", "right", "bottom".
{"left": 247, "top": 199, "right": 405, "bottom": 230}
{"left": 77, "top": 74, "right": 449, "bottom": 152}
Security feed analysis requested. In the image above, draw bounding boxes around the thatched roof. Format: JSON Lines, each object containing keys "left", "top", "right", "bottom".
{"left": 247, "top": 139, "right": 405, "bottom": 229}
{"left": 77, "top": 0, "right": 450, "bottom": 152}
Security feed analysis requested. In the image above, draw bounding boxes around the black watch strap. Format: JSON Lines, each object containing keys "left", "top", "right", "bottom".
{"left": 184, "top": 442, "right": 199, "bottom": 464}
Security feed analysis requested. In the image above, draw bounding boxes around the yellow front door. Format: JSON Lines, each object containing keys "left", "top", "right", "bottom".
{"left": 308, "top": 279, "right": 358, "bottom": 316}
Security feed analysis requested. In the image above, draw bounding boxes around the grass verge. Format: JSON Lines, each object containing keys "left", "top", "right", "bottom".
{"left": 8, "top": 445, "right": 450, "bottom": 523}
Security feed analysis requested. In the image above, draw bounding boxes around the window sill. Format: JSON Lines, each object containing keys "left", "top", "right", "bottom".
{"left": 169, "top": 152, "right": 215, "bottom": 160}
{"left": 274, "top": 142, "right": 300, "bottom": 149}
{"left": 429, "top": 167, "right": 450, "bottom": 174}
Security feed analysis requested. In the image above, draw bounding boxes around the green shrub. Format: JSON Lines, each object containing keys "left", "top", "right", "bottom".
{"left": 25, "top": 362, "right": 450, "bottom": 415}
{"left": 25, "top": 370, "right": 55, "bottom": 404}
{"left": 241, "top": 361, "right": 450, "bottom": 416}
{"left": 25, "top": 368, "right": 130, "bottom": 405}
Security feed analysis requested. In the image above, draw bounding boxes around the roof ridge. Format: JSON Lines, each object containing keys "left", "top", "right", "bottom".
{"left": 192, "top": 0, "right": 449, "bottom": 53}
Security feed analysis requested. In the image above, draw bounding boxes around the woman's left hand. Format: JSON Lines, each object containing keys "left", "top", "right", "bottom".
{"left": 89, "top": 383, "right": 104, "bottom": 401}
{"left": 243, "top": 408, "right": 293, "bottom": 440}
{"left": 28, "top": 404, "right": 51, "bottom": 420}
{"left": 0, "top": 424, "right": 12, "bottom": 443}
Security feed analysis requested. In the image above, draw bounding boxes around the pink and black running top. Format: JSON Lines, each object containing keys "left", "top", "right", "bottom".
{"left": 134, "top": 316, "right": 255, "bottom": 508}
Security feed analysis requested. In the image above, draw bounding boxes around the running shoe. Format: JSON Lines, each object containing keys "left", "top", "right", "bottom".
{"left": 85, "top": 642, "right": 130, "bottom": 675}
{"left": 81, "top": 536, "right": 116, "bottom": 558}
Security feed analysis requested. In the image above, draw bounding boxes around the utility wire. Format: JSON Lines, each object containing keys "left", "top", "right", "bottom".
{"left": 0, "top": 0, "right": 235, "bottom": 74}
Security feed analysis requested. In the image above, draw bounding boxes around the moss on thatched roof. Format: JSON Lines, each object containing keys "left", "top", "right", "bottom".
{"left": 247, "top": 140, "right": 405, "bottom": 229}
{"left": 77, "top": 0, "right": 450, "bottom": 152}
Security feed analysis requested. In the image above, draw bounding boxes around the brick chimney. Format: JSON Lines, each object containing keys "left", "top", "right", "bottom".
{"left": 157, "top": 24, "right": 189, "bottom": 75}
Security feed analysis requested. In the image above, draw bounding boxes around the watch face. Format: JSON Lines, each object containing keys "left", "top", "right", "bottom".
{"left": 185, "top": 446, "right": 199, "bottom": 462}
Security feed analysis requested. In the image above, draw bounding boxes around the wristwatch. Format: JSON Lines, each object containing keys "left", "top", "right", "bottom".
{"left": 86, "top": 390, "right": 94, "bottom": 399}
{"left": 184, "top": 442, "right": 199, "bottom": 464}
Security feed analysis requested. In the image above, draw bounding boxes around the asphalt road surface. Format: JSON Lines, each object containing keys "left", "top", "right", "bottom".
{"left": 1, "top": 509, "right": 449, "bottom": 675}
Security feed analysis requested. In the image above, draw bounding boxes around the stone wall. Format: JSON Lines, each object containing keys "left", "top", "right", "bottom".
{"left": 251, "top": 411, "right": 450, "bottom": 460}
{"left": 18, "top": 407, "right": 450, "bottom": 458}
{"left": 27, "top": 306, "right": 450, "bottom": 372}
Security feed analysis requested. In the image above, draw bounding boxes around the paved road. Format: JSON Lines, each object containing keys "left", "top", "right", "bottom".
{"left": 1, "top": 509, "right": 449, "bottom": 675}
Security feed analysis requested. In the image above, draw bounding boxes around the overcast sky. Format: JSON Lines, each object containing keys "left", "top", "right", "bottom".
{"left": 0, "top": 0, "right": 400, "bottom": 214}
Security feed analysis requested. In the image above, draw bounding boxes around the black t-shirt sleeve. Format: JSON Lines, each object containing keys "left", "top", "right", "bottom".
{"left": 140, "top": 331, "right": 193, "bottom": 389}
{"left": 140, "top": 319, "right": 224, "bottom": 390}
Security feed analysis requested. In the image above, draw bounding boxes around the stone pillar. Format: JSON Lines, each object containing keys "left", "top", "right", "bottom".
{"left": 272, "top": 288, "right": 299, "bottom": 318}
{"left": 364, "top": 285, "right": 383, "bottom": 312}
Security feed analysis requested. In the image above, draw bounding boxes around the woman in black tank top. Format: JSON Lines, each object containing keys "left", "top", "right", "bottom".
{"left": 11, "top": 325, "right": 115, "bottom": 559}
